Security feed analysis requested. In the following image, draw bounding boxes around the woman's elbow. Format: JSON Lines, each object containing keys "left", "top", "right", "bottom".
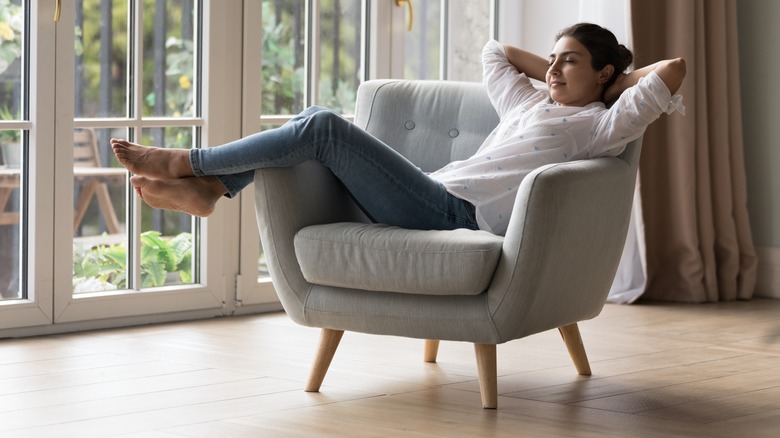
{"left": 660, "top": 58, "right": 687, "bottom": 94}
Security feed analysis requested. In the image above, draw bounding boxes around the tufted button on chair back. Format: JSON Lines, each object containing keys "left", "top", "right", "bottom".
{"left": 354, "top": 80, "right": 499, "bottom": 171}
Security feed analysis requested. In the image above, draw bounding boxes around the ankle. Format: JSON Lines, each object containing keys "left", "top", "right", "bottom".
{"left": 205, "top": 176, "right": 228, "bottom": 198}
{"left": 169, "top": 149, "right": 195, "bottom": 178}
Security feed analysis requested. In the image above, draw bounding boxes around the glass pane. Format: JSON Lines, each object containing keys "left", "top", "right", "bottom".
{"left": 0, "top": 129, "right": 21, "bottom": 300}
{"left": 74, "top": 0, "right": 129, "bottom": 118}
{"left": 72, "top": 0, "right": 201, "bottom": 294}
{"left": 72, "top": 127, "right": 129, "bottom": 294}
{"left": 403, "top": 0, "right": 440, "bottom": 80}
{"left": 262, "top": 0, "right": 306, "bottom": 115}
{"left": 447, "top": 0, "right": 490, "bottom": 82}
{"left": 142, "top": 0, "right": 196, "bottom": 118}
{"left": 0, "top": 0, "right": 24, "bottom": 301}
{"left": 138, "top": 126, "right": 196, "bottom": 288}
{"left": 316, "top": 0, "right": 362, "bottom": 115}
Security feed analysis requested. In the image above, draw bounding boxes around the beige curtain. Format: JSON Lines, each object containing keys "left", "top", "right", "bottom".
{"left": 631, "top": 0, "right": 757, "bottom": 302}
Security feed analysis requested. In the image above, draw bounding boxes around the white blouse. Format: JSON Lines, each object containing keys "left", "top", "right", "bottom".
{"left": 429, "top": 39, "right": 684, "bottom": 235}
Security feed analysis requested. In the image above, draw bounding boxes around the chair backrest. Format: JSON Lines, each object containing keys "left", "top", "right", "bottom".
{"left": 73, "top": 128, "right": 101, "bottom": 168}
{"left": 354, "top": 80, "right": 499, "bottom": 172}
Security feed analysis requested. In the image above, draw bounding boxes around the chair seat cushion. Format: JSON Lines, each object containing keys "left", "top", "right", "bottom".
{"left": 294, "top": 222, "right": 504, "bottom": 296}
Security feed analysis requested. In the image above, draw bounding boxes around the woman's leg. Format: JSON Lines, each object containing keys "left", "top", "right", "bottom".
{"left": 194, "top": 107, "right": 477, "bottom": 230}
{"left": 194, "top": 105, "right": 333, "bottom": 196}
{"left": 116, "top": 107, "right": 477, "bottom": 230}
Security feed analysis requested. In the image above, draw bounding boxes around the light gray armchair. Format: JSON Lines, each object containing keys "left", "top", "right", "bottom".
{"left": 254, "top": 79, "right": 642, "bottom": 409}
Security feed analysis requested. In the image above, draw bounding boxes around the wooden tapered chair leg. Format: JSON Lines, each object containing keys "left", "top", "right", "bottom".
{"left": 305, "top": 328, "right": 344, "bottom": 392}
{"left": 95, "top": 183, "right": 122, "bottom": 234}
{"left": 474, "top": 343, "right": 497, "bottom": 409}
{"left": 73, "top": 181, "right": 97, "bottom": 232}
{"left": 558, "top": 323, "right": 592, "bottom": 376}
{"left": 424, "top": 339, "right": 440, "bottom": 363}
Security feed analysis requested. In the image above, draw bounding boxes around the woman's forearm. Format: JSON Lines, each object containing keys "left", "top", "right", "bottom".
{"left": 502, "top": 44, "right": 549, "bottom": 82}
{"left": 604, "top": 58, "right": 687, "bottom": 102}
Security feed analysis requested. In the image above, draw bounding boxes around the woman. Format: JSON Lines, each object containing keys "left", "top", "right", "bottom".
{"left": 112, "top": 23, "right": 686, "bottom": 236}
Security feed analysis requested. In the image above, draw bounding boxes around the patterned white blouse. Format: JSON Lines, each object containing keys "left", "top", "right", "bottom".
{"left": 429, "top": 39, "right": 684, "bottom": 235}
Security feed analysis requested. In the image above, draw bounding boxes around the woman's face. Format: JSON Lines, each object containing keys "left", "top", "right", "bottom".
{"left": 546, "top": 36, "right": 613, "bottom": 107}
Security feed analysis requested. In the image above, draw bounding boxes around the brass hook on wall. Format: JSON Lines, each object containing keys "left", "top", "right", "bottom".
{"left": 54, "top": 0, "right": 61, "bottom": 22}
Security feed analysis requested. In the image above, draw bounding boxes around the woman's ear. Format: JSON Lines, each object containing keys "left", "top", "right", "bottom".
{"left": 598, "top": 64, "right": 615, "bottom": 85}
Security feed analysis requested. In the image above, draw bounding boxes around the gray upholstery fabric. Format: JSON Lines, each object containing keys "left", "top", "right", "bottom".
{"left": 294, "top": 223, "right": 504, "bottom": 296}
{"left": 254, "top": 79, "right": 642, "bottom": 344}
{"left": 354, "top": 80, "right": 500, "bottom": 171}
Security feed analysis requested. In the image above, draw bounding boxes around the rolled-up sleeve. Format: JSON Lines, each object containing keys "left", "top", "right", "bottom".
{"left": 482, "top": 40, "right": 541, "bottom": 118}
{"left": 590, "top": 71, "right": 685, "bottom": 156}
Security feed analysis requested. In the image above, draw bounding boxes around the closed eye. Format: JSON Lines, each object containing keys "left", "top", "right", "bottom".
{"left": 548, "top": 57, "right": 576, "bottom": 66}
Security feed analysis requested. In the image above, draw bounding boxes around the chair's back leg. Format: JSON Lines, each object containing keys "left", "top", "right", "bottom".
{"left": 305, "top": 328, "right": 345, "bottom": 392}
{"left": 424, "top": 339, "right": 440, "bottom": 363}
{"left": 558, "top": 323, "right": 592, "bottom": 376}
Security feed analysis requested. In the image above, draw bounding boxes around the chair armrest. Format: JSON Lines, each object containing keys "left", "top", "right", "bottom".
{"left": 253, "top": 161, "right": 368, "bottom": 323}
{"left": 487, "top": 155, "right": 638, "bottom": 339}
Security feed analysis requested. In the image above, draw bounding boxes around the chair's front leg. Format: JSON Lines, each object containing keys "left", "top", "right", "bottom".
{"left": 474, "top": 343, "right": 497, "bottom": 409}
{"left": 305, "top": 328, "right": 345, "bottom": 392}
{"left": 558, "top": 323, "right": 592, "bottom": 376}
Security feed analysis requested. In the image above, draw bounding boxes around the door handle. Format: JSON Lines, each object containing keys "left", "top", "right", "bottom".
{"left": 395, "top": 0, "right": 413, "bottom": 32}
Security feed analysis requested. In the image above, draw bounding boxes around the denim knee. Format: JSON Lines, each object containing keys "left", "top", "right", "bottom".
{"left": 306, "top": 108, "right": 345, "bottom": 126}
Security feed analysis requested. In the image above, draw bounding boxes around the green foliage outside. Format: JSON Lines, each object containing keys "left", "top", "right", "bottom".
{"left": 0, "top": 0, "right": 22, "bottom": 77}
{"left": 76, "top": 0, "right": 195, "bottom": 123}
{"left": 0, "top": 105, "right": 19, "bottom": 143}
{"left": 73, "top": 231, "right": 193, "bottom": 292}
{"left": 261, "top": 0, "right": 304, "bottom": 115}
{"left": 262, "top": 0, "right": 360, "bottom": 116}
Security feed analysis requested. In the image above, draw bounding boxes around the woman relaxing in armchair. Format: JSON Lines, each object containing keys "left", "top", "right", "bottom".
{"left": 112, "top": 22, "right": 686, "bottom": 236}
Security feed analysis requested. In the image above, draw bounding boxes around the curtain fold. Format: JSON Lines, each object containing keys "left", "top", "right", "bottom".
{"left": 630, "top": 0, "right": 757, "bottom": 302}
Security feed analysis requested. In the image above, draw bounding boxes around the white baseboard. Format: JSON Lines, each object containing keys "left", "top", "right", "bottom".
{"left": 756, "top": 246, "right": 780, "bottom": 299}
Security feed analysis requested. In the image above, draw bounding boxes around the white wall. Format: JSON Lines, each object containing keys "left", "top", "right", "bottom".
{"left": 738, "top": 0, "right": 780, "bottom": 298}
{"left": 497, "top": 0, "right": 629, "bottom": 58}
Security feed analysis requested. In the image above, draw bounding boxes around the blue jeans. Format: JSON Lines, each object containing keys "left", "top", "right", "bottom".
{"left": 190, "top": 106, "right": 478, "bottom": 231}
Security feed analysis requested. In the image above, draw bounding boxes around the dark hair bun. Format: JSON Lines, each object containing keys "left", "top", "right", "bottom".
{"left": 616, "top": 44, "right": 633, "bottom": 73}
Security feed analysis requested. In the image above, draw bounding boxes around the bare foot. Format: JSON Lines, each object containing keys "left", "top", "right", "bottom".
{"left": 130, "top": 175, "right": 227, "bottom": 217}
{"left": 111, "top": 139, "right": 194, "bottom": 179}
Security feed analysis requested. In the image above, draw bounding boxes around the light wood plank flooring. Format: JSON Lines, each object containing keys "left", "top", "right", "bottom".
{"left": 1, "top": 299, "right": 779, "bottom": 437}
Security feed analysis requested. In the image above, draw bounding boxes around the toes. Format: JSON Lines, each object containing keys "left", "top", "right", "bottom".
{"left": 129, "top": 175, "right": 148, "bottom": 188}
{"left": 110, "top": 138, "right": 127, "bottom": 148}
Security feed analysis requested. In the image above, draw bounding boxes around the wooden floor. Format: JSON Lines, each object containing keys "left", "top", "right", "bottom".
{"left": 2, "top": 299, "right": 780, "bottom": 437}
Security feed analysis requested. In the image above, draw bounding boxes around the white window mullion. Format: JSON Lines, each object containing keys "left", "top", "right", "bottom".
{"left": 128, "top": 0, "right": 144, "bottom": 291}
{"left": 50, "top": 0, "right": 77, "bottom": 323}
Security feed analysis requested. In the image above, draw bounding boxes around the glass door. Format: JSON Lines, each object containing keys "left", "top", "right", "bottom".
{"left": 377, "top": 0, "right": 496, "bottom": 81}
{"left": 236, "top": 0, "right": 368, "bottom": 308}
{"left": 0, "top": 0, "right": 56, "bottom": 330}
{"left": 1, "top": 0, "right": 241, "bottom": 333}
{"left": 53, "top": 0, "right": 232, "bottom": 324}
{"left": 0, "top": 0, "right": 27, "bottom": 303}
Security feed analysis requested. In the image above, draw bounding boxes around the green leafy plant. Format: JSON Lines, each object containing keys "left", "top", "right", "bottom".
{"left": 261, "top": 1, "right": 305, "bottom": 115}
{"left": 73, "top": 231, "right": 193, "bottom": 292}
{"left": 0, "top": 105, "right": 20, "bottom": 143}
{"left": 0, "top": 0, "right": 23, "bottom": 76}
{"left": 143, "top": 36, "right": 195, "bottom": 120}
